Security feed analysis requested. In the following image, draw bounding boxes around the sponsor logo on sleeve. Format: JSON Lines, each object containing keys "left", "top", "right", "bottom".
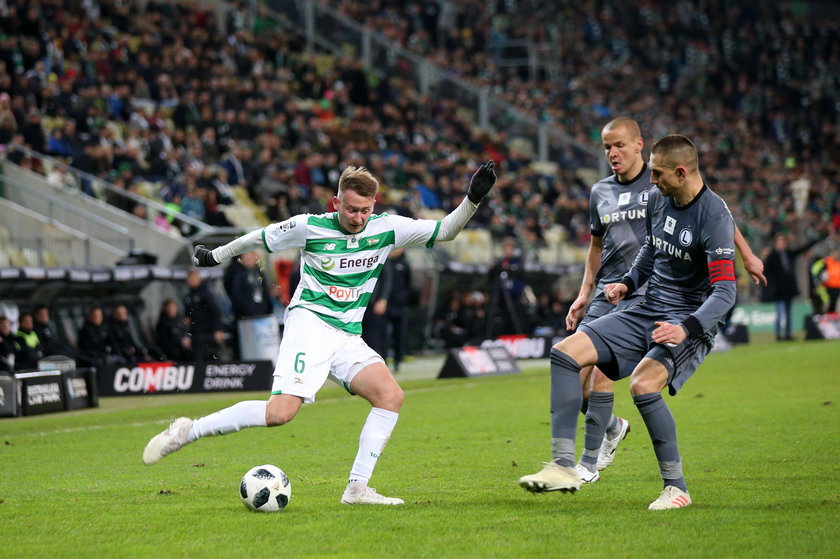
{"left": 277, "top": 220, "right": 296, "bottom": 233}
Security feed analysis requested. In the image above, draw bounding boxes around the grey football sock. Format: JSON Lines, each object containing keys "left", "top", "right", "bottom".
{"left": 549, "top": 348, "right": 582, "bottom": 468}
{"left": 580, "top": 391, "right": 614, "bottom": 470}
{"left": 605, "top": 414, "right": 621, "bottom": 438}
{"left": 633, "top": 392, "right": 687, "bottom": 492}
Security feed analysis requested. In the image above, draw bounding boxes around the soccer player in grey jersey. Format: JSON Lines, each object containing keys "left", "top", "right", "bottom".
{"left": 143, "top": 161, "right": 497, "bottom": 506}
{"left": 566, "top": 118, "right": 651, "bottom": 482}
{"left": 521, "top": 135, "right": 741, "bottom": 510}
{"left": 568, "top": 118, "right": 766, "bottom": 483}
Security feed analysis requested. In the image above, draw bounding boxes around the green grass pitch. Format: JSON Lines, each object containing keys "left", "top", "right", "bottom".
{"left": 1, "top": 340, "right": 838, "bottom": 558}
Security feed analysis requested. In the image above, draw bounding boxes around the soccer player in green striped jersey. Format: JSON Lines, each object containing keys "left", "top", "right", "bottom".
{"left": 143, "top": 161, "right": 496, "bottom": 505}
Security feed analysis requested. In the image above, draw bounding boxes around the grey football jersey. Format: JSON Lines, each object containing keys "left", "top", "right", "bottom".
{"left": 590, "top": 166, "right": 651, "bottom": 289}
{"left": 624, "top": 185, "right": 737, "bottom": 338}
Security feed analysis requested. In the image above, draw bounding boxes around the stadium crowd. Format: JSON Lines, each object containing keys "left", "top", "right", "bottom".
{"left": 2, "top": 1, "right": 837, "bottom": 257}
{"left": 327, "top": 0, "right": 840, "bottom": 245}
{"left": 0, "top": 0, "right": 589, "bottom": 253}
{"left": 1, "top": 0, "right": 839, "bottom": 354}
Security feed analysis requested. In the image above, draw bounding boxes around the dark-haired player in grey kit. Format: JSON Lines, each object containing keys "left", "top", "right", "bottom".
{"left": 568, "top": 118, "right": 766, "bottom": 484}
{"left": 520, "top": 134, "right": 739, "bottom": 510}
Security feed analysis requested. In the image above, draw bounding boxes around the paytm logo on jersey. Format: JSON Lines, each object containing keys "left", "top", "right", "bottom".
{"left": 328, "top": 285, "right": 363, "bottom": 302}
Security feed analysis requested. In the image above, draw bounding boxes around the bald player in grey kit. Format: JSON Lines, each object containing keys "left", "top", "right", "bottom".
{"left": 520, "top": 134, "right": 740, "bottom": 510}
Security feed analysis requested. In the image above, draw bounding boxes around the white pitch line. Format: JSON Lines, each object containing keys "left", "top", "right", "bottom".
{"left": 7, "top": 380, "right": 488, "bottom": 438}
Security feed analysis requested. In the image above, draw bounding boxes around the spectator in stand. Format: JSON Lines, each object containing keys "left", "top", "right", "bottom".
{"left": 223, "top": 251, "right": 273, "bottom": 358}
{"left": 77, "top": 305, "right": 125, "bottom": 367}
{"left": 107, "top": 304, "right": 153, "bottom": 362}
{"left": 763, "top": 233, "right": 823, "bottom": 341}
{"left": 183, "top": 270, "right": 226, "bottom": 361}
{"left": 0, "top": 316, "right": 16, "bottom": 372}
{"left": 13, "top": 312, "right": 43, "bottom": 370}
{"left": 361, "top": 249, "right": 394, "bottom": 359}
{"left": 155, "top": 299, "right": 192, "bottom": 361}
{"left": 33, "top": 305, "right": 74, "bottom": 357}
{"left": 383, "top": 248, "right": 415, "bottom": 372}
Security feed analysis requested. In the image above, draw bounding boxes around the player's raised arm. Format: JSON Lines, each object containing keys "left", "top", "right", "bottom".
{"left": 436, "top": 160, "right": 497, "bottom": 242}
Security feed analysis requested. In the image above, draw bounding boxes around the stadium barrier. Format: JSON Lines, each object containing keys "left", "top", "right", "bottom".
{"left": 478, "top": 334, "right": 564, "bottom": 359}
{"left": 805, "top": 313, "right": 840, "bottom": 340}
{"left": 98, "top": 360, "right": 274, "bottom": 396}
{"left": 437, "top": 346, "right": 520, "bottom": 379}
{"left": 0, "top": 367, "right": 99, "bottom": 417}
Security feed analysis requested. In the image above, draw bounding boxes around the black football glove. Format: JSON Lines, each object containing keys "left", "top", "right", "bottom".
{"left": 192, "top": 245, "right": 219, "bottom": 267}
{"left": 467, "top": 160, "right": 496, "bottom": 204}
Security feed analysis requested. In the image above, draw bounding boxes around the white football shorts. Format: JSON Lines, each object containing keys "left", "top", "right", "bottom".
{"left": 270, "top": 307, "right": 383, "bottom": 403}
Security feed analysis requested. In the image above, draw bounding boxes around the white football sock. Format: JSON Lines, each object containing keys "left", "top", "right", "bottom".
{"left": 188, "top": 400, "right": 267, "bottom": 441}
{"left": 348, "top": 407, "right": 399, "bottom": 485}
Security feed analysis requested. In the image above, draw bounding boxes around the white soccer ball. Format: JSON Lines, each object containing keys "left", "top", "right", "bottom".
{"left": 239, "top": 464, "right": 292, "bottom": 512}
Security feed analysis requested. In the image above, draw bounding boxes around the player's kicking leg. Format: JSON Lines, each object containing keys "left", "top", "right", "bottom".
{"left": 142, "top": 399, "right": 281, "bottom": 464}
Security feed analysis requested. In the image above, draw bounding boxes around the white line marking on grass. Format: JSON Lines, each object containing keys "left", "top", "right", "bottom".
{"left": 13, "top": 381, "right": 488, "bottom": 438}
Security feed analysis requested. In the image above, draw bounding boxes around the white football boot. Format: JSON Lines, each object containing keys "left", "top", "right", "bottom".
{"left": 596, "top": 417, "right": 631, "bottom": 471}
{"left": 574, "top": 462, "right": 600, "bottom": 483}
{"left": 143, "top": 417, "right": 193, "bottom": 464}
{"left": 518, "top": 462, "right": 582, "bottom": 493}
{"left": 648, "top": 485, "right": 692, "bottom": 510}
{"left": 341, "top": 482, "right": 404, "bottom": 505}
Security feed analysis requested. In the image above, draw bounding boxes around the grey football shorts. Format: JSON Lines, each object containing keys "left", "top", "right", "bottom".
{"left": 579, "top": 289, "right": 644, "bottom": 328}
{"left": 579, "top": 302, "right": 712, "bottom": 395}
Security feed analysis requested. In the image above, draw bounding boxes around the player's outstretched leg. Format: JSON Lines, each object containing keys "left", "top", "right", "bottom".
{"left": 519, "top": 348, "right": 584, "bottom": 493}
{"left": 143, "top": 417, "right": 194, "bottom": 464}
{"left": 143, "top": 400, "right": 269, "bottom": 464}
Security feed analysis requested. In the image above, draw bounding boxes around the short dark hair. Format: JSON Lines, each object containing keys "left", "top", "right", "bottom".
{"left": 650, "top": 134, "right": 698, "bottom": 172}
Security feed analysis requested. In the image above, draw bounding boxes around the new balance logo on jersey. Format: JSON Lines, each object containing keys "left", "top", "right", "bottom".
{"left": 651, "top": 235, "right": 693, "bottom": 262}
{"left": 339, "top": 255, "right": 380, "bottom": 269}
{"left": 328, "top": 285, "right": 363, "bottom": 302}
{"left": 601, "top": 208, "right": 646, "bottom": 224}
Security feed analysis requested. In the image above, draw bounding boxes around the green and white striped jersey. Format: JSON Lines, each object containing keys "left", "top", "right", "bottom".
{"left": 261, "top": 212, "right": 441, "bottom": 334}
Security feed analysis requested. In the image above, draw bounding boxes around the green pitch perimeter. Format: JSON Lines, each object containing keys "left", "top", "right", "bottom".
{"left": 1, "top": 340, "right": 838, "bottom": 558}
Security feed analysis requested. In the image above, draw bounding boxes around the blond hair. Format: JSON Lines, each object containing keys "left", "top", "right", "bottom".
{"left": 338, "top": 166, "right": 379, "bottom": 198}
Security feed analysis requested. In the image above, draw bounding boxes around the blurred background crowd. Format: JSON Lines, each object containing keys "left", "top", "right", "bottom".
{"left": 0, "top": 0, "right": 838, "bottom": 362}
